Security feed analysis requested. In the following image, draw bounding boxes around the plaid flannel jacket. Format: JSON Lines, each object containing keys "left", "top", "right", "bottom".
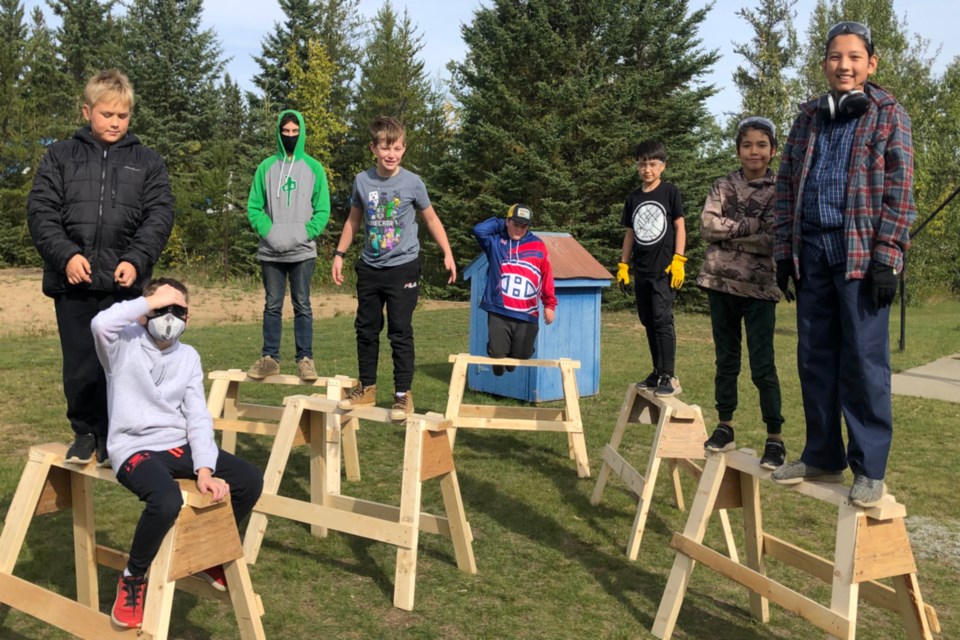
{"left": 773, "top": 82, "right": 916, "bottom": 279}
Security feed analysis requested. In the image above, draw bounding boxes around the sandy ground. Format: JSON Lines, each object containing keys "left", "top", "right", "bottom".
{"left": 0, "top": 268, "right": 465, "bottom": 338}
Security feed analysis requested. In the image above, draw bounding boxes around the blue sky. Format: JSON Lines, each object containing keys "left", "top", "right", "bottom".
{"left": 21, "top": 0, "right": 960, "bottom": 119}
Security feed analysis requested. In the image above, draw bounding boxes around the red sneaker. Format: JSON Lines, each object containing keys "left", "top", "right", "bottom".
{"left": 111, "top": 574, "right": 146, "bottom": 628}
{"left": 196, "top": 564, "right": 228, "bottom": 592}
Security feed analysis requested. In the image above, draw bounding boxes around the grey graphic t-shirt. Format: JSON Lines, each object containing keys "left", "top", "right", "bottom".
{"left": 351, "top": 167, "right": 430, "bottom": 268}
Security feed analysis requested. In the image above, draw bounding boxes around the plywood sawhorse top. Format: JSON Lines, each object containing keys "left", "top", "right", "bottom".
{"left": 652, "top": 448, "right": 940, "bottom": 640}
{"left": 241, "top": 394, "right": 477, "bottom": 611}
{"left": 0, "top": 442, "right": 265, "bottom": 640}
{"left": 445, "top": 353, "right": 590, "bottom": 478}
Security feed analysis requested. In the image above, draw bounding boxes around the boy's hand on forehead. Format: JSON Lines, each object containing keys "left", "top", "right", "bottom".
{"left": 146, "top": 284, "right": 187, "bottom": 311}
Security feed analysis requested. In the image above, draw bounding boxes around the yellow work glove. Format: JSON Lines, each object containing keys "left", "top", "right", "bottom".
{"left": 664, "top": 254, "right": 687, "bottom": 290}
{"left": 616, "top": 262, "right": 632, "bottom": 294}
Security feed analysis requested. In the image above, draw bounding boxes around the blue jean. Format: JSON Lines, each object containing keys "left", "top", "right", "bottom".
{"left": 260, "top": 259, "right": 314, "bottom": 361}
{"left": 796, "top": 243, "right": 893, "bottom": 480}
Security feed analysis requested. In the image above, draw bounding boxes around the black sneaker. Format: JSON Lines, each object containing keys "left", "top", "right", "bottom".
{"left": 635, "top": 370, "right": 659, "bottom": 390}
{"left": 654, "top": 374, "right": 681, "bottom": 397}
{"left": 96, "top": 437, "right": 111, "bottom": 468}
{"left": 492, "top": 365, "right": 505, "bottom": 376}
{"left": 66, "top": 433, "right": 96, "bottom": 464}
{"left": 759, "top": 438, "right": 786, "bottom": 470}
{"left": 704, "top": 424, "right": 735, "bottom": 452}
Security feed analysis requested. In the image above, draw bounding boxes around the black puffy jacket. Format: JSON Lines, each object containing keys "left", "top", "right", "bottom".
{"left": 27, "top": 127, "right": 175, "bottom": 297}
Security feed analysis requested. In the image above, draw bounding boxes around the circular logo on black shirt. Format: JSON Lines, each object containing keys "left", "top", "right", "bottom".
{"left": 632, "top": 201, "right": 667, "bottom": 245}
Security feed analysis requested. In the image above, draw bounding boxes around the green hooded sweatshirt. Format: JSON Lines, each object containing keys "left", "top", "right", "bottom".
{"left": 247, "top": 109, "right": 331, "bottom": 262}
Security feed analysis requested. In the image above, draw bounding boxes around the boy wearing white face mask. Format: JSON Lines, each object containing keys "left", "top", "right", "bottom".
{"left": 91, "top": 277, "right": 263, "bottom": 629}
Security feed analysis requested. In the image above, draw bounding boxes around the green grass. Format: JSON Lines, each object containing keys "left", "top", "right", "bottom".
{"left": 0, "top": 301, "right": 958, "bottom": 638}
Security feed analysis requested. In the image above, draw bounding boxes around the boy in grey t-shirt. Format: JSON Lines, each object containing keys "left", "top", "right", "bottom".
{"left": 331, "top": 116, "right": 456, "bottom": 420}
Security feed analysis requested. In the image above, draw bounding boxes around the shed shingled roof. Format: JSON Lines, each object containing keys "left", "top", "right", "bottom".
{"left": 537, "top": 232, "right": 612, "bottom": 281}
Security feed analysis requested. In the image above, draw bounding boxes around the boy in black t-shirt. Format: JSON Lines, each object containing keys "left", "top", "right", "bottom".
{"left": 617, "top": 140, "right": 686, "bottom": 397}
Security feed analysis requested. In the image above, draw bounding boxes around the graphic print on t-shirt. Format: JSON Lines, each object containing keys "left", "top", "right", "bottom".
{"left": 365, "top": 189, "right": 402, "bottom": 256}
{"left": 631, "top": 200, "right": 668, "bottom": 246}
{"left": 498, "top": 240, "right": 543, "bottom": 314}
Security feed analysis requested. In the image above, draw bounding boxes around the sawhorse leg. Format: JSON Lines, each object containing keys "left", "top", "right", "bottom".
{"left": 559, "top": 360, "right": 589, "bottom": 478}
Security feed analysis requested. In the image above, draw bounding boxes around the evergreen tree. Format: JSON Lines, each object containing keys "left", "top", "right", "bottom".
{"left": 347, "top": 2, "right": 448, "bottom": 180}
{"left": 287, "top": 39, "right": 347, "bottom": 179}
{"left": 437, "top": 0, "right": 723, "bottom": 301}
{"left": 730, "top": 0, "right": 801, "bottom": 143}
{"left": 47, "top": 0, "right": 120, "bottom": 88}
{"left": 0, "top": 0, "right": 28, "bottom": 266}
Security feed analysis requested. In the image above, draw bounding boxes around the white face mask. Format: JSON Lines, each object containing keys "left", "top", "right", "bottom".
{"left": 147, "top": 313, "right": 186, "bottom": 343}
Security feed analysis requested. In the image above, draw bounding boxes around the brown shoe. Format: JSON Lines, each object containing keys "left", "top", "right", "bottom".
{"left": 338, "top": 384, "right": 376, "bottom": 409}
{"left": 247, "top": 356, "right": 279, "bottom": 379}
{"left": 297, "top": 357, "right": 318, "bottom": 381}
{"left": 390, "top": 391, "right": 414, "bottom": 421}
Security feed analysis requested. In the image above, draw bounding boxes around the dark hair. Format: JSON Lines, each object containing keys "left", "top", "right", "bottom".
{"left": 635, "top": 140, "right": 666, "bottom": 162}
{"left": 279, "top": 113, "right": 299, "bottom": 128}
{"left": 736, "top": 118, "right": 777, "bottom": 149}
{"left": 824, "top": 21, "right": 874, "bottom": 57}
{"left": 370, "top": 115, "right": 405, "bottom": 146}
{"left": 143, "top": 277, "right": 189, "bottom": 302}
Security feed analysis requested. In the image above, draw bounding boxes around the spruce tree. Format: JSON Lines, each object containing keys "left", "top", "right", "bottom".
{"left": 47, "top": 0, "right": 120, "bottom": 88}
{"left": 437, "top": 0, "right": 723, "bottom": 300}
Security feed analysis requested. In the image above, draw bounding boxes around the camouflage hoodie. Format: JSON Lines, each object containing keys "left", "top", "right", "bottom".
{"left": 695, "top": 169, "right": 780, "bottom": 301}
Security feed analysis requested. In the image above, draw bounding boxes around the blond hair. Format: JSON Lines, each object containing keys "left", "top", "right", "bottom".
{"left": 370, "top": 115, "right": 405, "bottom": 146}
{"left": 83, "top": 69, "right": 135, "bottom": 109}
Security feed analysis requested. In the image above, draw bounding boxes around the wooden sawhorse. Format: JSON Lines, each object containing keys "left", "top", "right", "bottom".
{"left": 590, "top": 384, "right": 736, "bottom": 560}
{"left": 653, "top": 448, "right": 940, "bottom": 639}
{"left": 241, "top": 395, "right": 477, "bottom": 610}
{"left": 0, "top": 442, "right": 265, "bottom": 639}
{"left": 445, "top": 353, "right": 590, "bottom": 478}
{"left": 208, "top": 369, "right": 360, "bottom": 539}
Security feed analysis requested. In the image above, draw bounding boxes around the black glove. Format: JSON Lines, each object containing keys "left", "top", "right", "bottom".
{"left": 776, "top": 259, "right": 796, "bottom": 303}
{"left": 871, "top": 263, "right": 898, "bottom": 309}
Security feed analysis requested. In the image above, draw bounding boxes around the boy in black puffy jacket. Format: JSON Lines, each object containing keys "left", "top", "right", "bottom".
{"left": 27, "top": 69, "right": 174, "bottom": 467}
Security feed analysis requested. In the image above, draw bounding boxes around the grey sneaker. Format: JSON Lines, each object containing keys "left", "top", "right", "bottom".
{"left": 390, "top": 391, "right": 414, "bottom": 421}
{"left": 704, "top": 424, "right": 735, "bottom": 453}
{"left": 338, "top": 384, "right": 376, "bottom": 410}
{"left": 849, "top": 474, "right": 887, "bottom": 507}
{"left": 297, "top": 357, "right": 318, "bottom": 381}
{"left": 247, "top": 356, "right": 279, "bottom": 379}
{"left": 771, "top": 460, "right": 844, "bottom": 485}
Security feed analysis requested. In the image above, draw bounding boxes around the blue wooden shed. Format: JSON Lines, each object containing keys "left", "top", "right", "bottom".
{"left": 463, "top": 232, "right": 612, "bottom": 402}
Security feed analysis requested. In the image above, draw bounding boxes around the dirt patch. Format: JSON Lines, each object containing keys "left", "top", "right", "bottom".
{"left": 0, "top": 268, "right": 466, "bottom": 338}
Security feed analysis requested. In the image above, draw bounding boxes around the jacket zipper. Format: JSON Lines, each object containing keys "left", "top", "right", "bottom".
{"left": 93, "top": 147, "right": 108, "bottom": 278}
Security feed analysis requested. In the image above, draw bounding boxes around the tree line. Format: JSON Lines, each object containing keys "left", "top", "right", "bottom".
{"left": 1, "top": 0, "right": 957, "bottom": 304}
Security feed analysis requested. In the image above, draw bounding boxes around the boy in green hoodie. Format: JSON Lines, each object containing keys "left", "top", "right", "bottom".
{"left": 246, "top": 110, "right": 331, "bottom": 381}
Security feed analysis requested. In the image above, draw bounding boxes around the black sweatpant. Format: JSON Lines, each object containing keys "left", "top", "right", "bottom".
{"left": 634, "top": 274, "right": 677, "bottom": 376}
{"left": 115, "top": 444, "right": 264, "bottom": 576}
{"left": 487, "top": 312, "right": 539, "bottom": 360}
{"left": 54, "top": 290, "right": 134, "bottom": 440}
{"left": 354, "top": 258, "right": 420, "bottom": 393}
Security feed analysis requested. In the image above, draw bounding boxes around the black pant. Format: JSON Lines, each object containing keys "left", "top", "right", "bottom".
{"left": 115, "top": 444, "right": 263, "bottom": 576}
{"left": 486, "top": 312, "right": 539, "bottom": 359}
{"left": 354, "top": 259, "right": 420, "bottom": 392}
{"left": 54, "top": 290, "right": 134, "bottom": 439}
{"left": 634, "top": 275, "right": 676, "bottom": 376}
{"left": 708, "top": 290, "right": 784, "bottom": 434}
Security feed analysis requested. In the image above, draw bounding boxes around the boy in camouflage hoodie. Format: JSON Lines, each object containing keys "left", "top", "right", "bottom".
{"left": 696, "top": 116, "right": 786, "bottom": 470}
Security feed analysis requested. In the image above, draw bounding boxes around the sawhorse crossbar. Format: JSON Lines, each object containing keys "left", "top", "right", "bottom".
{"left": 0, "top": 442, "right": 265, "bottom": 639}
{"left": 207, "top": 369, "right": 360, "bottom": 538}
{"left": 445, "top": 353, "right": 590, "bottom": 478}
{"left": 241, "top": 395, "right": 477, "bottom": 610}
{"left": 591, "top": 384, "right": 736, "bottom": 560}
{"left": 653, "top": 448, "right": 940, "bottom": 639}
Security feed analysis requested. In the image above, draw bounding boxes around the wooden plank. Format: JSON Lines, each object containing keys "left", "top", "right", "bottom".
{"left": 626, "top": 453, "right": 661, "bottom": 560}
{"left": 71, "top": 473, "right": 98, "bottom": 612}
{"left": 438, "top": 469, "right": 478, "bottom": 575}
{"left": 214, "top": 418, "right": 281, "bottom": 437}
{"left": 394, "top": 418, "right": 427, "bottom": 610}
{"left": 633, "top": 388, "right": 700, "bottom": 421}
{"left": 455, "top": 404, "right": 566, "bottom": 421}
{"left": 669, "top": 533, "right": 852, "bottom": 638}
{"left": 853, "top": 516, "right": 917, "bottom": 582}
{"left": 325, "top": 494, "right": 453, "bottom": 538}
{"left": 655, "top": 417, "right": 708, "bottom": 460}
{"left": 712, "top": 466, "right": 744, "bottom": 511}
{"left": 236, "top": 404, "right": 287, "bottom": 422}
{"left": 830, "top": 505, "right": 861, "bottom": 640}
{"left": 35, "top": 465, "right": 72, "bottom": 515}
{"left": 224, "top": 559, "right": 267, "bottom": 640}
{"left": 446, "top": 353, "right": 580, "bottom": 369}
{"left": 892, "top": 573, "right": 935, "bottom": 639}
{"left": 169, "top": 500, "right": 243, "bottom": 582}
{"left": 448, "top": 417, "right": 580, "bottom": 433}
{"left": 559, "top": 360, "right": 590, "bottom": 478}
{"left": 0, "top": 572, "right": 131, "bottom": 639}
{"left": 208, "top": 369, "right": 357, "bottom": 388}
{"left": 420, "top": 431, "right": 455, "bottom": 481}
{"left": 0, "top": 449, "right": 57, "bottom": 573}
{"left": 256, "top": 494, "right": 415, "bottom": 547}
{"left": 599, "top": 445, "right": 646, "bottom": 497}
{"left": 740, "top": 471, "right": 768, "bottom": 622}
